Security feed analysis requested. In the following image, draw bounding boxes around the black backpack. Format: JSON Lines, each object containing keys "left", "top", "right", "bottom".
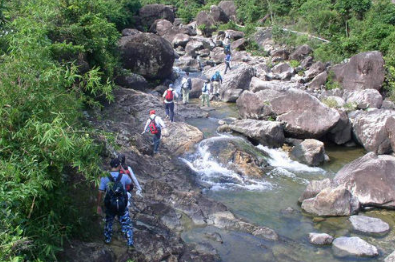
{"left": 187, "top": 78, "right": 192, "bottom": 90}
{"left": 104, "top": 173, "right": 128, "bottom": 214}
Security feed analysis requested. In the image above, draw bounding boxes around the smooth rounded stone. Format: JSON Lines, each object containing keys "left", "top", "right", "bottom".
{"left": 385, "top": 250, "right": 395, "bottom": 262}
{"left": 308, "top": 233, "right": 334, "bottom": 245}
{"left": 332, "top": 237, "right": 378, "bottom": 258}
{"left": 290, "top": 139, "right": 326, "bottom": 166}
{"left": 218, "top": 120, "right": 226, "bottom": 125}
{"left": 349, "top": 215, "right": 390, "bottom": 235}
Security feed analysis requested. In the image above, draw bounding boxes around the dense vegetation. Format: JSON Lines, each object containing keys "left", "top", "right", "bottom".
{"left": 0, "top": 0, "right": 139, "bottom": 260}
{"left": 1, "top": 0, "right": 395, "bottom": 261}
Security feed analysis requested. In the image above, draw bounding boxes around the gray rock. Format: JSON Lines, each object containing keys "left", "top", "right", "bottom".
{"left": 122, "top": 28, "right": 141, "bottom": 36}
{"left": 172, "top": 33, "right": 190, "bottom": 47}
{"left": 119, "top": 33, "right": 175, "bottom": 79}
{"left": 249, "top": 77, "right": 300, "bottom": 93}
{"left": 228, "top": 119, "right": 285, "bottom": 147}
{"left": 222, "top": 89, "right": 244, "bottom": 102}
{"left": 231, "top": 38, "right": 247, "bottom": 51}
{"left": 308, "top": 71, "right": 327, "bottom": 90}
{"left": 162, "top": 122, "right": 204, "bottom": 155}
{"left": 196, "top": 11, "right": 216, "bottom": 36}
{"left": 382, "top": 99, "right": 395, "bottom": 110}
{"left": 345, "top": 89, "right": 383, "bottom": 109}
{"left": 139, "top": 4, "right": 174, "bottom": 29}
{"left": 115, "top": 72, "right": 148, "bottom": 91}
{"left": 189, "top": 78, "right": 205, "bottom": 98}
{"left": 308, "top": 233, "right": 334, "bottom": 245}
{"left": 218, "top": 1, "right": 237, "bottom": 21}
{"left": 299, "top": 178, "right": 336, "bottom": 203}
{"left": 385, "top": 251, "right": 395, "bottom": 262}
{"left": 289, "top": 45, "right": 313, "bottom": 61}
{"left": 204, "top": 232, "right": 223, "bottom": 243}
{"left": 185, "top": 39, "right": 205, "bottom": 57}
{"left": 327, "top": 109, "right": 352, "bottom": 145}
{"left": 290, "top": 139, "right": 326, "bottom": 166}
{"left": 352, "top": 109, "right": 395, "bottom": 154}
{"left": 334, "top": 152, "right": 395, "bottom": 208}
{"left": 271, "top": 62, "right": 294, "bottom": 80}
{"left": 305, "top": 61, "right": 326, "bottom": 80}
{"left": 331, "top": 51, "right": 385, "bottom": 91}
{"left": 223, "top": 30, "right": 245, "bottom": 40}
{"left": 271, "top": 49, "right": 289, "bottom": 62}
{"left": 332, "top": 237, "right": 378, "bottom": 257}
{"left": 301, "top": 185, "right": 360, "bottom": 216}
{"left": 210, "top": 5, "right": 229, "bottom": 23}
{"left": 349, "top": 215, "right": 390, "bottom": 236}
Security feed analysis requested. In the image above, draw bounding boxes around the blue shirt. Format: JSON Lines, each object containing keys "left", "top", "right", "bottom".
{"left": 99, "top": 172, "right": 132, "bottom": 191}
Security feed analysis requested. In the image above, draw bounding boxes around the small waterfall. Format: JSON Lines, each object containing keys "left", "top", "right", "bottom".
{"left": 181, "top": 136, "right": 274, "bottom": 191}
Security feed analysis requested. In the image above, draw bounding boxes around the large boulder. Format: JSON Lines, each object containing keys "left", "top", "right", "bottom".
{"left": 327, "top": 109, "right": 352, "bottom": 145}
{"left": 218, "top": 1, "right": 237, "bottom": 21}
{"left": 271, "top": 89, "right": 340, "bottom": 138}
{"left": 139, "top": 4, "right": 175, "bottom": 29}
{"left": 345, "top": 89, "right": 383, "bottom": 109}
{"left": 299, "top": 178, "right": 336, "bottom": 203}
{"left": 172, "top": 33, "right": 190, "bottom": 48}
{"left": 119, "top": 33, "right": 175, "bottom": 79}
{"left": 332, "top": 237, "right": 378, "bottom": 258}
{"left": 210, "top": 5, "right": 229, "bottom": 23}
{"left": 290, "top": 139, "right": 326, "bottom": 166}
{"left": 386, "top": 251, "right": 395, "bottom": 262}
{"left": 205, "top": 63, "right": 255, "bottom": 102}
{"left": 189, "top": 78, "right": 205, "bottom": 98}
{"left": 270, "top": 63, "right": 294, "bottom": 80}
{"left": 331, "top": 51, "right": 385, "bottom": 91}
{"left": 196, "top": 11, "right": 216, "bottom": 36}
{"left": 349, "top": 215, "right": 390, "bottom": 236}
{"left": 222, "top": 89, "right": 244, "bottom": 102}
{"left": 115, "top": 72, "right": 148, "bottom": 91}
{"left": 231, "top": 38, "right": 247, "bottom": 51}
{"left": 334, "top": 152, "right": 395, "bottom": 208}
{"left": 305, "top": 61, "right": 326, "bottom": 80}
{"left": 227, "top": 119, "right": 285, "bottom": 147}
{"left": 162, "top": 122, "right": 204, "bottom": 155}
{"left": 352, "top": 109, "right": 395, "bottom": 154}
{"left": 308, "top": 71, "right": 328, "bottom": 90}
{"left": 301, "top": 185, "right": 360, "bottom": 216}
{"left": 249, "top": 77, "right": 300, "bottom": 93}
{"left": 237, "top": 88, "right": 341, "bottom": 139}
{"left": 289, "top": 45, "right": 313, "bottom": 61}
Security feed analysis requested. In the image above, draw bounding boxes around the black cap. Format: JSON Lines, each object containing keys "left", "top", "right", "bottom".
{"left": 110, "top": 158, "right": 121, "bottom": 168}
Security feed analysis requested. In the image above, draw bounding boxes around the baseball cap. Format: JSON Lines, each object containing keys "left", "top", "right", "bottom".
{"left": 149, "top": 110, "right": 156, "bottom": 115}
{"left": 110, "top": 158, "right": 121, "bottom": 168}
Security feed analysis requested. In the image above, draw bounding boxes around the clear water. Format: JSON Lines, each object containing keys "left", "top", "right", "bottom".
{"left": 181, "top": 102, "right": 395, "bottom": 262}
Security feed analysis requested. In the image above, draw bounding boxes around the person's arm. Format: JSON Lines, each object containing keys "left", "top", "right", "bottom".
{"left": 128, "top": 166, "right": 143, "bottom": 196}
{"left": 142, "top": 119, "right": 149, "bottom": 134}
{"left": 157, "top": 117, "right": 166, "bottom": 129}
{"left": 162, "top": 90, "right": 167, "bottom": 98}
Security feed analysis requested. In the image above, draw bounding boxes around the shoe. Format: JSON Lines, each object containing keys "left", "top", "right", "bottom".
{"left": 104, "top": 238, "right": 111, "bottom": 244}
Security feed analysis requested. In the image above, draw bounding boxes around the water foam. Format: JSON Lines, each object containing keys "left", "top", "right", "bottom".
{"left": 257, "top": 145, "right": 325, "bottom": 174}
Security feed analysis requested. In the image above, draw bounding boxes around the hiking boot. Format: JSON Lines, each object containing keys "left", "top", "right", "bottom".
{"left": 104, "top": 238, "right": 111, "bottom": 244}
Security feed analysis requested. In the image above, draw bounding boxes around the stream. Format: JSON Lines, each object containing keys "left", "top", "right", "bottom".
{"left": 178, "top": 97, "right": 395, "bottom": 262}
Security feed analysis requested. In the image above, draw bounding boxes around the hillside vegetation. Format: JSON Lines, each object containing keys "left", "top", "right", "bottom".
{"left": 0, "top": 0, "right": 394, "bottom": 261}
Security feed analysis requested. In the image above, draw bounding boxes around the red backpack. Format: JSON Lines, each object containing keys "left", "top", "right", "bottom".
{"left": 165, "top": 89, "right": 174, "bottom": 101}
{"left": 149, "top": 116, "right": 159, "bottom": 134}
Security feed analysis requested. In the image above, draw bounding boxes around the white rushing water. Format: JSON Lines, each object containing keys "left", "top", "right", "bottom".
{"left": 181, "top": 136, "right": 274, "bottom": 191}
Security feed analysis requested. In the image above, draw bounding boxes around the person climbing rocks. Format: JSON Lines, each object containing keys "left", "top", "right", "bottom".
{"left": 141, "top": 110, "right": 167, "bottom": 155}
{"left": 223, "top": 34, "right": 231, "bottom": 55}
{"left": 118, "top": 154, "right": 143, "bottom": 208}
{"left": 211, "top": 71, "right": 223, "bottom": 96}
{"left": 162, "top": 83, "right": 178, "bottom": 122}
{"left": 224, "top": 53, "right": 232, "bottom": 75}
{"left": 201, "top": 79, "right": 210, "bottom": 107}
{"left": 97, "top": 158, "right": 134, "bottom": 247}
{"left": 181, "top": 72, "right": 192, "bottom": 104}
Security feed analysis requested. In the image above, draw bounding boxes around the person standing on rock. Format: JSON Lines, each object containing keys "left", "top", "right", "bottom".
{"left": 223, "top": 34, "right": 231, "bottom": 55}
{"left": 97, "top": 158, "right": 134, "bottom": 247}
{"left": 141, "top": 110, "right": 167, "bottom": 155}
{"left": 211, "top": 71, "right": 222, "bottom": 96}
{"left": 162, "top": 84, "right": 178, "bottom": 122}
{"left": 201, "top": 79, "right": 210, "bottom": 107}
{"left": 224, "top": 53, "right": 232, "bottom": 75}
{"left": 181, "top": 72, "right": 192, "bottom": 104}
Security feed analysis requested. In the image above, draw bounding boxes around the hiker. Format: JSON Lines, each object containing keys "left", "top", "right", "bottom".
{"left": 224, "top": 53, "right": 232, "bottom": 74}
{"left": 223, "top": 34, "right": 231, "bottom": 55}
{"left": 201, "top": 79, "right": 210, "bottom": 107}
{"left": 97, "top": 158, "right": 134, "bottom": 247}
{"left": 118, "top": 154, "right": 143, "bottom": 205}
{"left": 211, "top": 71, "right": 223, "bottom": 96}
{"left": 141, "top": 110, "right": 166, "bottom": 155}
{"left": 162, "top": 84, "right": 178, "bottom": 122}
{"left": 181, "top": 72, "right": 192, "bottom": 104}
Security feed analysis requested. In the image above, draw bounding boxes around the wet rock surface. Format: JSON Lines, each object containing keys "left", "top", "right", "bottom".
{"left": 332, "top": 237, "right": 379, "bottom": 258}
{"left": 308, "top": 233, "right": 334, "bottom": 245}
{"left": 349, "top": 215, "right": 390, "bottom": 236}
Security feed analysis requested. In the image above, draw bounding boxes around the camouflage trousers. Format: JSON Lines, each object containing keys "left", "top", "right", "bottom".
{"left": 104, "top": 209, "right": 133, "bottom": 246}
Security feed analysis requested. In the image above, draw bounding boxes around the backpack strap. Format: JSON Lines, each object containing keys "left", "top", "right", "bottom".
{"left": 107, "top": 173, "right": 115, "bottom": 182}
{"left": 115, "top": 173, "right": 123, "bottom": 182}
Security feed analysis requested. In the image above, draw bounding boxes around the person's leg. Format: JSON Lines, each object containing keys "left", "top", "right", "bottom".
{"left": 186, "top": 89, "right": 190, "bottom": 103}
{"left": 119, "top": 210, "right": 134, "bottom": 246}
{"left": 153, "top": 131, "right": 161, "bottom": 153}
{"left": 104, "top": 211, "right": 115, "bottom": 243}
{"left": 201, "top": 95, "right": 204, "bottom": 107}
{"left": 207, "top": 94, "right": 210, "bottom": 107}
{"left": 224, "top": 63, "right": 228, "bottom": 74}
{"left": 169, "top": 102, "right": 175, "bottom": 122}
{"left": 182, "top": 89, "right": 186, "bottom": 104}
{"left": 165, "top": 103, "right": 170, "bottom": 118}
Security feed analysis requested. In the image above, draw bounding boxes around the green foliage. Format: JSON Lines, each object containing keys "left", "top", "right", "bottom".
{"left": 321, "top": 97, "right": 339, "bottom": 108}
{"left": 0, "top": 0, "right": 139, "bottom": 260}
{"left": 325, "top": 70, "right": 341, "bottom": 90}
{"left": 289, "top": 60, "right": 300, "bottom": 68}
